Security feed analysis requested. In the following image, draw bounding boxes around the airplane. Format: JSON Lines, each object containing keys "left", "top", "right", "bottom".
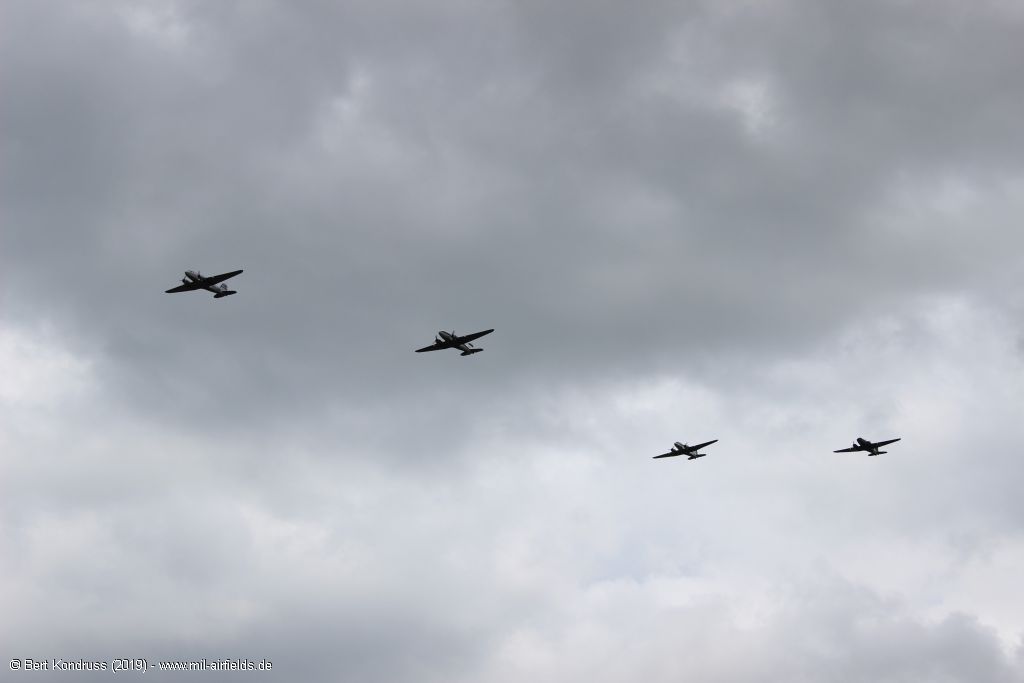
{"left": 165, "top": 269, "right": 243, "bottom": 298}
{"left": 833, "top": 437, "right": 901, "bottom": 456}
{"left": 415, "top": 328, "right": 494, "bottom": 356}
{"left": 653, "top": 439, "right": 718, "bottom": 460}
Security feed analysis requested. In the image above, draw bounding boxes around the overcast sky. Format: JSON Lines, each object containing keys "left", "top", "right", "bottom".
{"left": 3, "top": 1, "right": 1024, "bottom": 680}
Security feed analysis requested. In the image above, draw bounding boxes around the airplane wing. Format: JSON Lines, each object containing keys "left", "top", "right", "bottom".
{"left": 833, "top": 446, "right": 861, "bottom": 453}
{"left": 165, "top": 281, "right": 206, "bottom": 293}
{"left": 200, "top": 269, "right": 244, "bottom": 286}
{"left": 873, "top": 438, "right": 901, "bottom": 448}
{"left": 415, "top": 340, "right": 452, "bottom": 353}
{"left": 653, "top": 451, "right": 681, "bottom": 459}
{"left": 690, "top": 439, "right": 718, "bottom": 451}
{"left": 454, "top": 328, "right": 494, "bottom": 344}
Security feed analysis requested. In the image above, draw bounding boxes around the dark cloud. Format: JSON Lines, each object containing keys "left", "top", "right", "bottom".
{"left": 2, "top": 0, "right": 1024, "bottom": 680}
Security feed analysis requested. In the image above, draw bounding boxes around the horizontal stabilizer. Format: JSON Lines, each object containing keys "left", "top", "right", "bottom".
{"left": 214, "top": 290, "right": 237, "bottom": 298}
{"left": 460, "top": 348, "right": 484, "bottom": 356}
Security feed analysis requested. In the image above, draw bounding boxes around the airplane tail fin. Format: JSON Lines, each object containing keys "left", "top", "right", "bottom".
{"left": 214, "top": 290, "right": 237, "bottom": 298}
{"left": 461, "top": 348, "right": 484, "bottom": 356}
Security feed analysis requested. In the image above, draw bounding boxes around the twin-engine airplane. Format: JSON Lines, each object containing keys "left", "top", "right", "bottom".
{"left": 834, "top": 437, "right": 901, "bottom": 456}
{"left": 416, "top": 328, "right": 494, "bottom": 356}
{"left": 653, "top": 439, "right": 719, "bottom": 460}
{"left": 165, "top": 269, "right": 243, "bottom": 298}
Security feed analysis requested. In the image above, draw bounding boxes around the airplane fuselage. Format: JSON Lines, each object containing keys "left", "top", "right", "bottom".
{"left": 856, "top": 437, "right": 881, "bottom": 455}
{"left": 166, "top": 268, "right": 242, "bottom": 298}
{"left": 834, "top": 436, "right": 898, "bottom": 456}
{"left": 415, "top": 328, "right": 492, "bottom": 355}
{"left": 852, "top": 437, "right": 895, "bottom": 456}
{"left": 654, "top": 439, "right": 718, "bottom": 459}
{"left": 183, "top": 270, "right": 234, "bottom": 296}
{"left": 673, "top": 441, "right": 705, "bottom": 456}
{"left": 438, "top": 330, "right": 473, "bottom": 354}
{"left": 184, "top": 271, "right": 215, "bottom": 290}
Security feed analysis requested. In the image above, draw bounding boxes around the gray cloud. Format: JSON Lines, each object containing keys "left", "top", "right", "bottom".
{"left": 2, "top": 0, "right": 1024, "bottom": 680}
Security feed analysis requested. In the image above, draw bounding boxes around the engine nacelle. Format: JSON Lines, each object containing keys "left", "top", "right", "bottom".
{"left": 182, "top": 277, "right": 189, "bottom": 285}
